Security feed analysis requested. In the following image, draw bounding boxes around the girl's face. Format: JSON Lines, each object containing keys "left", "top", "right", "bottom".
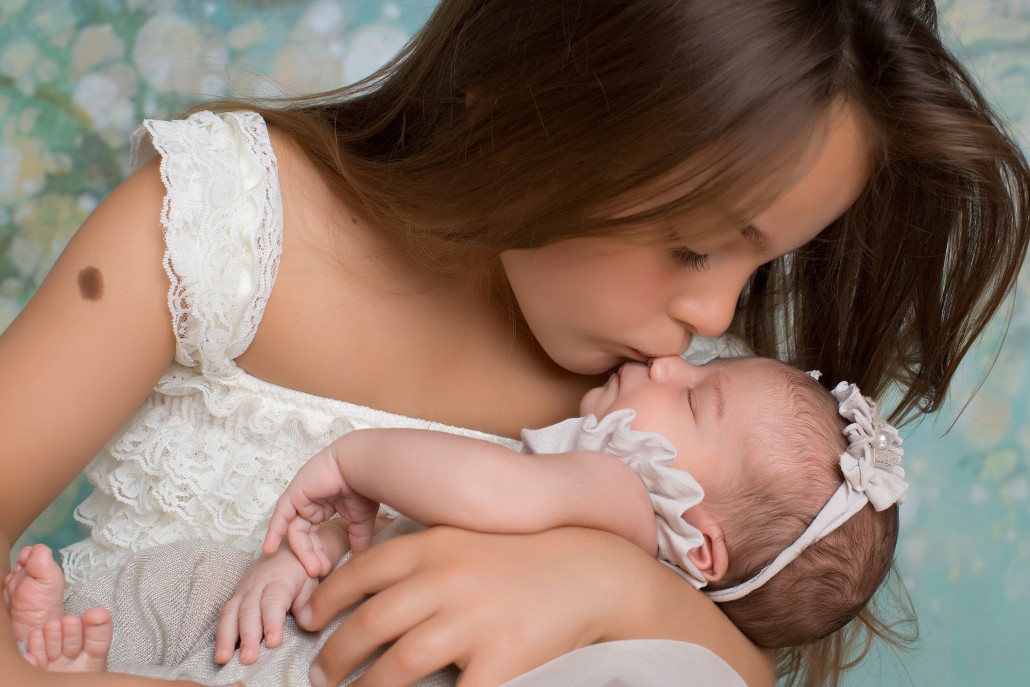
{"left": 579, "top": 356, "right": 773, "bottom": 489}
{"left": 500, "top": 104, "right": 871, "bottom": 375}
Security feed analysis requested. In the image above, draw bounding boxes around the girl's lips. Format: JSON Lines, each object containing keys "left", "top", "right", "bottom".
{"left": 629, "top": 348, "right": 651, "bottom": 362}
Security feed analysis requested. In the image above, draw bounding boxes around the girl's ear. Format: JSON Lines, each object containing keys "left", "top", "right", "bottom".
{"left": 682, "top": 506, "right": 729, "bottom": 583}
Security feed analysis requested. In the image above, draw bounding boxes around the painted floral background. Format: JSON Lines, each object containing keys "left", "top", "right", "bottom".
{"left": 2, "top": 1, "right": 1028, "bottom": 685}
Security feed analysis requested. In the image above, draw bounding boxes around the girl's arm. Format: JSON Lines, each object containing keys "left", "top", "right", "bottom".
{"left": 0, "top": 160, "right": 193, "bottom": 686}
{"left": 264, "top": 428, "right": 659, "bottom": 572}
{"left": 299, "top": 527, "right": 774, "bottom": 687}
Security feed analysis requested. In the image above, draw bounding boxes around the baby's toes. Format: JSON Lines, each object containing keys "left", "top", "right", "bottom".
{"left": 25, "top": 627, "right": 49, "bottom": 669}
{"left": 5, "top": 560, "right": 26, "bottom": 598}
{"left": 42, "top": 617, "right": 65, "bottom": 663}
{"left": 31, "top": 612, "right": 112, "bottom": 672}
{"left": 24, "top": 545, "right": 64, "bottom": 592}
{"left": 81, "top": 608, "right": 112, "bottom": 670}
{"left": 17, "top": 545, "right": 34, "bottom": 566}
{"left": 60, "top": 614, "right": 85, "bottom": 659}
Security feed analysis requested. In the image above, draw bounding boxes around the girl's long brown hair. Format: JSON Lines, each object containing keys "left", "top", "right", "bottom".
{"left": 739, "top": 0, "right": 1030, "bottom": 426}
{"left": 198, "top": 0, "right": 1028, "bottom": 683}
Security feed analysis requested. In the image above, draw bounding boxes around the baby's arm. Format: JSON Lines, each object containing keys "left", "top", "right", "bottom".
{"left": 264, "top": 428, "right": 659, "bottom": 569}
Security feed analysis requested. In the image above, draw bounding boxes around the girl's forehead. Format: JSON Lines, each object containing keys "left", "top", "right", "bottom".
{"left": 599, "top": 101, "right": 873, "bottom": 245}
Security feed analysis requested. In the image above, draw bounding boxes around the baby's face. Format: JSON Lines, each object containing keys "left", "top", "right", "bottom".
{"left": 580, "top": 356, "right": 775, "bottom": 487}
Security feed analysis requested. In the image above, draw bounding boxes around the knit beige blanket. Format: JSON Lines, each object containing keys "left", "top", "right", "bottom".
{"left": 64, "top": 518, "right": 458, "bottom": 686}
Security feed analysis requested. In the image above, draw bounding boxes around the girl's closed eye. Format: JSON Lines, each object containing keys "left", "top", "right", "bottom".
{"left": 670, "top": 247, "right": 710, "bottom": 271}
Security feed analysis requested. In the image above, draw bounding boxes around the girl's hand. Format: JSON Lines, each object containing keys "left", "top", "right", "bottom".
{"left": 295, "top": 526, "right": 646, "bottom": 687}
{"left": 214, "top": 545, "right": 319, "bottom": 666}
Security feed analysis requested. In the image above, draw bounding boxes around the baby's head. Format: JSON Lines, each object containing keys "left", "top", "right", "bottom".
{"left": 705, "top": 359, "right": 900, "bottom": 648}
{"left": 581, "top": 355, "right": 901, "bottom": 647}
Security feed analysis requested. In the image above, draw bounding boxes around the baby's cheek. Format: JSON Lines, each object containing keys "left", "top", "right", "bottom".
{"left": 579, "top": 386, "right": 603, "bottom": 416}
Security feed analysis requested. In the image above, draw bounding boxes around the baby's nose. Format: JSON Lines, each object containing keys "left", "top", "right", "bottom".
{"left": 647, "top": 356, "right": 683, "bottom": 382}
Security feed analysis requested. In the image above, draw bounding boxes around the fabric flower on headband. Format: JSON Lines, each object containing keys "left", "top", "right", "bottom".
{"left": 833, "top": 381, "right": 908, "bottom": 510}
{"left": 705, "top": 377, "right": 908, "bottom": 602}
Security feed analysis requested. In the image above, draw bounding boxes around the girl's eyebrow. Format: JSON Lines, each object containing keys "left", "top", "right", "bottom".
{"left": 739, "top": 224, "right": 770, "bottom": 255}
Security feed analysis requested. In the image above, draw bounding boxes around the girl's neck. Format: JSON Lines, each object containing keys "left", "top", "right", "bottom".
{"left": 236, "top": 132, "right": 601, "bottom": 436}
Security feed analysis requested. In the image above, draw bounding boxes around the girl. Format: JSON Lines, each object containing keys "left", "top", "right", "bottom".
{"left": 1, "top": 1, "right": 1027, "bottom": 687}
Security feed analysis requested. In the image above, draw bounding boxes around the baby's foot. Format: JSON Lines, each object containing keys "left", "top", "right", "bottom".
{"left": 23, "top": 607, "right": 113, "bottom": 672}
{"left": 4, "top": 544, "right": 66, "bottom": 642}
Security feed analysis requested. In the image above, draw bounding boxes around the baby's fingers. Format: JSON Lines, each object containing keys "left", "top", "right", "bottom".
{"left": 214, "top": 595, "right": 243, "bottom": 664}
{"left": 236, "top": 591, "right": 268, "bottom": 665}
{"left": 259, "top": 584, "right": 293, "bottom": 651}
{"left": 287, "top": 521, "right": 330, "bottom": 578}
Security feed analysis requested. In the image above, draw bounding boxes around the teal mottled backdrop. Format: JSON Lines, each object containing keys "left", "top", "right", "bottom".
{"left": 2, "top": 2, "right": 1028, "bottom": 685}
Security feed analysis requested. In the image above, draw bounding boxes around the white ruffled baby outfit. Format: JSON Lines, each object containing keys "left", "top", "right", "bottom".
{"left": 522, "top": 409, "right": 710, "bottom": 588}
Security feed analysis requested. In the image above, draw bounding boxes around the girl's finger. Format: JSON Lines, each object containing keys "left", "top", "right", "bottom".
{"left": 348, "top": 614, "right": 462, "bottom": 687}
{"left": 309, "top": 577, "right": 439, "bottom": 686}
{"left": 299, "top": 539, "right": 419, "bottom": 631}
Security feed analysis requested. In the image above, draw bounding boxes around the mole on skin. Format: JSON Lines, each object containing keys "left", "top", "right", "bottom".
{"left": 77, "top": 266, "right": 104, "bottom": 301}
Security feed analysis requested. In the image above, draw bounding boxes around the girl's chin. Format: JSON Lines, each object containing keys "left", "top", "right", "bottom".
{"left": 556, "top": 355, "right": 622, "bottom": 377}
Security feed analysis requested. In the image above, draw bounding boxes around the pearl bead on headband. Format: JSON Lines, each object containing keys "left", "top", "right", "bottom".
{"left": 704, "top": 378, "right": 909, "bottom": 603}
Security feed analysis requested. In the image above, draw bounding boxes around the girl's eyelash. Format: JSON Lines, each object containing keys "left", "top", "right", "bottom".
{"left": 670, "top": 247, "right": 710, "bottom": 271}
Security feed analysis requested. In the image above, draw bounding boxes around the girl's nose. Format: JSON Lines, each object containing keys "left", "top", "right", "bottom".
{"left": 668, "top": 274, "right": 748, "bottom": 339}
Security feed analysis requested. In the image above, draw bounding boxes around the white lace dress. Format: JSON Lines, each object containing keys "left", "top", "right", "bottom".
{"left": 61, "top": 110, "right": 520, "bottom": 585}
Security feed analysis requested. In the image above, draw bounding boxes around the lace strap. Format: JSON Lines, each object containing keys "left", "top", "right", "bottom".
{"left": 132, "top": 111, "right": 283, "bottom": 375}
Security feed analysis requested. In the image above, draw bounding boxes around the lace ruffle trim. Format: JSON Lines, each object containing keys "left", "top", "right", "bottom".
{"left": 521, "top": 409, "right": 708, "bottom": 588}
{"left": 64, "top": 367, "right": 522, "bottom": 584}
{"left": 135, "top": 110, "right": 283, "bottom": 376}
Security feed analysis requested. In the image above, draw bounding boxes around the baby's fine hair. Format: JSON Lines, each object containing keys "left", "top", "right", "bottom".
{"left": 702, "top": 360, "right": 899, "bottom": 654}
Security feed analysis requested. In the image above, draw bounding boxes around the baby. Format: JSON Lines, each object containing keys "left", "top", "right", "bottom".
{"left": 5, "top": 355, "right": 908, "bottom": 675}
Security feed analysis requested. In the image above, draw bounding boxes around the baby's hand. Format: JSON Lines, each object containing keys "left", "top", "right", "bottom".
{"left": 214, "top": 545, "right": 318, "bottom": 666}
{"left": 262, "top": 443, "right": 381, "bottom": 577}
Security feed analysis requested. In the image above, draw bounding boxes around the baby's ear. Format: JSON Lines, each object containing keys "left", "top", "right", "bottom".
{"left": 682, "top": 506, "right": 729, "bottom": 583}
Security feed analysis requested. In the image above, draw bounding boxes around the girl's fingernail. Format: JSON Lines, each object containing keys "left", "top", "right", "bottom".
{"left": 310, "top": 664, "right": 327, "bottom": 687}
{"left": 297, "top": 605, "right": 312, "bottom": 627}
